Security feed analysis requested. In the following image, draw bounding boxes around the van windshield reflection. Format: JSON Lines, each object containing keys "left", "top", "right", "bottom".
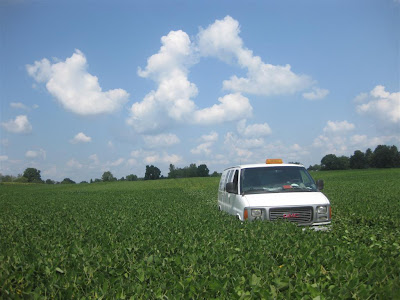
{"left": 240, "top": 166, "right": 317, "bottom": 194}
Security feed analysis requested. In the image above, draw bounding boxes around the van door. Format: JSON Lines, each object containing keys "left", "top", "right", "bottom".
{"left": 224, "top": 170, "right": 234, "bottom": 212}
{"left": 218, "top": 171, "right": 227, "bottom": 209}
{"left": 229, "top": 169, "right": 239, "bottom": 214}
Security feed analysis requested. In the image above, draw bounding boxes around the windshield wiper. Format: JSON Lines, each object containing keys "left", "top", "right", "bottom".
{"left": 243, "top": 188, "right": 280, "bottom": 194}
{"left": 281, "top": 188, "right": 314, "bottom": 192}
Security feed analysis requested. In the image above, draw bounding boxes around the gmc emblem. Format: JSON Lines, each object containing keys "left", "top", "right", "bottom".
{"left": 283, "top": 213, "right": 299, "bottom": 218}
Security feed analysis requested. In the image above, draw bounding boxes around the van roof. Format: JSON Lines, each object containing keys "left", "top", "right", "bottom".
{"left": 223, "top": 163, "right": 304, "bottom": 172}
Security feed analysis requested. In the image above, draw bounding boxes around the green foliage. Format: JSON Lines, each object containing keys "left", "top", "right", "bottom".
{"left": 102, "top": 171, "right": 116, "bottom": 182}
{"left": 350, "top": 150, "right": 367, "bottom": 169}
{"left": 322, "top": 145, "right": 400, "bottom": 170}
{"left": 197, "top": 164, "right": 209, "bottom": 177}
{"left": 14, "top": 176, "right": 29, "bottom": 183}
{"left": 61, "top": 178, "right": 75, "bottom": 184}
{"left": 371, "top": 145, "right": 400, "bottom": 168}
{"left": 168, "top": 163, "right": 210, "bottom": 178}
{"left": 307, "top": 164, "right": 321, "bottom": 171}
{"left": 22, "top": 167, "right": 42, "bottom": 183}
{"left": 210, "top": 171, "right": 221, "bottom": 177}
{"left": 0, "top": 174, "right": 17, "bottom": 182}
{"left": 321, "top": 154, "right": 349, "bottom": 170}
{"left": 125, "top": 174, "right": 138, "bottom": 181}
{"left": 0, "top": 170, "right": 399, "bottom": 298}
{"left": 144, "top": 165, "right": 161, "bottom": 180}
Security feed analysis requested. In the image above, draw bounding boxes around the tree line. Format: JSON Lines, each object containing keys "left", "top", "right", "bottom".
{"left": 308, "top": 145, "right": 400, "bottom": 171}
{"left": 1, "top": 145, "right": 399, "bottom": 183}
{"left": 0, "top": 163, "right": 221, "bottom": 184}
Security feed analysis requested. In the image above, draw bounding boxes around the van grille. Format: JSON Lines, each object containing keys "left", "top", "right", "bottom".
{"left": 269, "top": 207, "right": 313, "bottom": 224}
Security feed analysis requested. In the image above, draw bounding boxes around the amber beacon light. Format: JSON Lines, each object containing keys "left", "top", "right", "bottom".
{"left": 266, "top": 159, "right": 283, "bottom": 164}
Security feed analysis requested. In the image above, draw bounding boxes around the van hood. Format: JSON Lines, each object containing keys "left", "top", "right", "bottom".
{"left": 243, "top": 192, "right": 329, "bottom": 207}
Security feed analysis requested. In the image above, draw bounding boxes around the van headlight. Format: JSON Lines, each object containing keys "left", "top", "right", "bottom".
{"left": 251, "top": 209, "right": 262, "bottom": 217}
{"left": 317, "top": 206, "right": 327, "bottom": 214}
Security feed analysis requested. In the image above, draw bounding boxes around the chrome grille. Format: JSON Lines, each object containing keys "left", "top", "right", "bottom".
{"left": 269, "top": 207, "right": 313, "bottom": 224}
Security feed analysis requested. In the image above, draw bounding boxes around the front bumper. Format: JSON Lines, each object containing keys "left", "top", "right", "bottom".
{"left": 303, "top": 223, "right": 332, "bottom": 232}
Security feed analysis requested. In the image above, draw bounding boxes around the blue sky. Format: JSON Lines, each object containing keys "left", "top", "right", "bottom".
{"left": 1, "top": 0, "right": 399, "bottom": 182}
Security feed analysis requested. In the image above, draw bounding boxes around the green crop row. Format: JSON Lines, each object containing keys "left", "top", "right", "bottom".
{"left": 0, "top": 170, "right": 399, "bottom": 299}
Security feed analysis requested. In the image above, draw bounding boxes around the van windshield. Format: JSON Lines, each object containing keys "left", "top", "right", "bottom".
{"left": 240, "top": 166, "right": 318, "bottom": 194}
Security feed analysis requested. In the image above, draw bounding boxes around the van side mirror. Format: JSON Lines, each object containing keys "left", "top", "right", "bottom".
{"left": 316, "top": 179, "right": 324, "bottom": 190}
{"left": 226, "top": 182, "right": 236, "bottom": 193}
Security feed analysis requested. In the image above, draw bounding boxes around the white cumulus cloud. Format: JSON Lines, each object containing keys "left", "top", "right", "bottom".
{"left": 191, "top": 143, "right": 213, "bottom": 155}
{"left": 89, "top": 154, "right": 100, "bottom": 165}
{"left": 193, "top": 93, "right": 252, "bottom": 125}
{"left": 130, "top": 149, "right": 182, "bottom": 165}
{"left": 127, "top": 30, "right": 198, "bottom": 133}
{"left": 10, "top": 102, "right": 30, "bottom": 110}
{"left": 107, "top": 158, "right": 125, "bottom": 167}
{"left": 323, "top": 120, "right": 355, "bottom": 133}
{"left": 70, "top": 132, "right": 92, "bottom": 144}
{"left": 25, "top": 149, "right": 46, "bottom": 160}
{"left": 191, "top": 131, "right": 219, "bottom": 156}
{"left": 198, "top": 131, "right": 218, "bottom": 143}
{"left": 1, "top": 115, "right": 32, "bottom": 134}
{"left": 355, "top": 85, "right": 400, "bottom": 126}
{"left": 143, "top": 133, "right": 180, "bottom": 148}
{"left": 350, "top": 134, "right": 400, "bottom": 149}
{"left": 27, "top": 49, "right": 129, "bottom": 115}
{"left": 237, "top": 119, "right": 272, "bottom": 138}
{"left": 302, "top": 87, "right": 329, "bottom": 100}
{"left": 144, "top": 152, "right": 182, "bottom": 165}
{"left": 67, "top": 158, "right": 83, "bottom": 169}
{"left": 127, "top": 16, "right": 327, "bottom": 133}
{"left": 198, "top": 16, "right": 315, "bottom": 96}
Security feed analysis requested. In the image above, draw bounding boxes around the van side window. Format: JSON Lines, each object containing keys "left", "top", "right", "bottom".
{"left": 227, "top": 170, "right": 234, "bottom": 183}
{"left": 221, "top": 170, "right": 233, "bottom": 191}
{"left": 219, "top": 172, "right": 227, "bottom": 191}
{"left": 232, "top": 170, "right": 239, "bottom": 194}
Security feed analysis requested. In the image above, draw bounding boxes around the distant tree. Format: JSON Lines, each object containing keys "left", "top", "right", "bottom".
{"left": 94, "top": 178, "right": 102, "bottom": 183}
{"left": 119, "top": 177, "right": 126, "bottom": 181}
{"left": 15, "top": 176, "right": 28, "bottom": 183}
{"left": 365, "top": 148, "right": 373, "bottom": 168}
{"left": 186, "top": 163, "right": 198, "bottom": 177}
{"left": 102, "top": 171, "right": 116, "bottom": 182}
{"left": 0, "top": 174, "right": 15, "bottom": 182}
{"left": 337, "top": 156, "right": 350, "bottom": 170}
{"left": 321, "top": 154, "right": 339, "bottom": 170}
{"left": 61, "top": 178, "right": 75, "bottom": 184}
{"left": 169, "top": 163, "right": 211, "bottom": 178}
{"left": 23, "top": 168, "right": 42, "bottom": 182}
{"left": 80, "top": 181, "right": 88, "bottom": 184}
{"left": 307, "top": 164, "right": 321, "bottom": 171}
{"left": 321, "top": 154, "right": 349, "bottom": 170}
{"left": 168, "top": 164, "right": 177, "bottom": 178}
{"left": 126, "top": 174, "right": 138, "bottom": 181}
{"left": 210, "top": 171, "right": 221, "bottom": 177}
{"left": 197, "top": 164, "right": 209, "bottom": 177}
{"left": 350, "top": 150, "right": 367, "bottom": 169}
{"left": 45, "top": 179, "right": 55, "bottom": 184}
{"left": 371, "top": 145, "right": 400, "bottom": 168}
{"left": 90, "top": 179, "right": 93, "bottom": 184}
{"left": 145, "top": 165, "right": 161, "bottom": 180}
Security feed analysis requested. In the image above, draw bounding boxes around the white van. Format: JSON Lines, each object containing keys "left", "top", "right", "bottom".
{"left": 218, "top": 159, "right": 331, "bottom": 227}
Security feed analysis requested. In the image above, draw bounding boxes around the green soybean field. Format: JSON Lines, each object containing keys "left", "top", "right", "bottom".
{"left": 1, "top": 169, "right": 399, "bottom": 299}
